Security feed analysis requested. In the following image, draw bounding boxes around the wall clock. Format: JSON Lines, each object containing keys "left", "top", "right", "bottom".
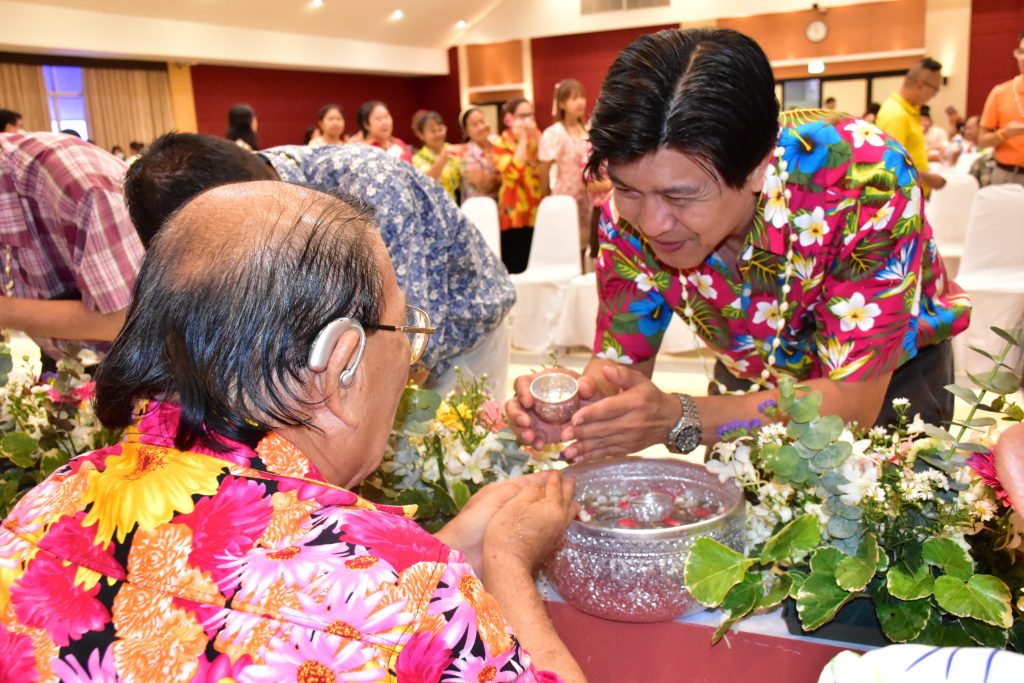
{"left": 805, "top": 19, "right": 829, "bottom": 43}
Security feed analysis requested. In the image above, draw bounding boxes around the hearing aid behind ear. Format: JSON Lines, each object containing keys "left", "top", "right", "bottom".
{"left": 308, "top": 318, "right": 366, "bottom": 388}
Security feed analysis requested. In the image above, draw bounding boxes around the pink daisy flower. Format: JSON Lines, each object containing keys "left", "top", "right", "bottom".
{"left": 37, "top": 512, "right": 125, "bottom": 584}
{"left": 192, "top": 653, "right": 253, "bottom": 683}
{"left": 317, "top": 508, "right": 447, "bottom": 573}
{"left": 237, "top": 631, "right": 383, "bottom": 683}
{"left": 968, "top": 450, "right": 1012, "bottom": 508}
{"left": 394, "top": 630, "right": 454, "bottom": 683}
{"left": 51, "top": 646, "right": 118, "bottom": 683}
{"left": 293, "top": 586, "right": 411, "bottom": 643}
{"left": 0, "top": 622, "right": 38, "bottom": 682}
{"left": 222, "top": 530, "right": 347, "bottom": 600}
{"left": 442, "top": 649, "right": 519, "bottom": 683}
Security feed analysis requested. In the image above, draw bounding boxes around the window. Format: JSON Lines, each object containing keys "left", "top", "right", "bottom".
{"left": 43, "top": 65, "right": 88, "bottom": 140}
{"left": 581, "top": 0, "right": 669, "bottom": 15}
{"left": 782, "top": 79, "right": 821, "bottom": 110}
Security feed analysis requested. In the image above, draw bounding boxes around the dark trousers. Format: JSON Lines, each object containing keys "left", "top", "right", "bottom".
{"left": 500, "top": 227, "right": 534, "bottom": 274}
{"left": 710, "top": 341, "right": 955, "bottom": 428}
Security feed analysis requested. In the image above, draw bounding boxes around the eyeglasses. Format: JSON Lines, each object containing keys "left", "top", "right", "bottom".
{"left": 364, "top": 305, "right": 436, "bottom": 366}
{"left": 922, "top": 80, "right": 941, "bottom": 93}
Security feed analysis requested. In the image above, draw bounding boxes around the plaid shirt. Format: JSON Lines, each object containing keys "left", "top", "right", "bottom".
{"left": 0, "top": 133, "right": 143, "bottom": 359}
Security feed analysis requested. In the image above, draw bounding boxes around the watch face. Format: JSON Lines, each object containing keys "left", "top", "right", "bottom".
{"left": 674, "top": 425, "right": 702, "bottom": 454}
{"left": 806, "top": 19, "right": 828, "bottom": 43}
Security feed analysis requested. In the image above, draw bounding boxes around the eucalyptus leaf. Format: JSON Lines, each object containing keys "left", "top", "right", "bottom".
{"left": 827, "top": 515, "right": 859, "bottom": 539}
{"left": 872, "top": 584, "right": 930, "bottom": 643}
{"left": 921, "top": 424, "right": 954, "bottom": 442}
{"left": 951, "top": 417, "right": 997, "bottom": 429}
{"left": 967, "top": 370, "right": 1020, "bottom": 396}
{"left": 811, "top": 442, "right": 851, "bottom": 469}
{"left": 820, "top": 471, "right": 845, "bottom": 495}
{"left": 943, "top": 384, "right": 978, "bottom": 404}
{"left": 765, "top": 444, "right": 800, "bottom": 478}
{"left": 922, "top": 538, "right": 972, "bottom": 581}
{"left": 835, "top": 534, "right": 879, "bottom": 592}
{"left": 952, "top": 441, "right": 992, "bottom": 454}
{"left": 933, "top": 574, "right": 1012, "bottom": 628}
{"left": 759, "top": 514, "right": 822, "bottom": 564}
{"left": 800, "top": 416, "right": 845, "bottom": 450}
{"left": 990, "top": 326, "right": 1022, "bottom": 346}
{"left": 786, "top": 420, "right": 810, "bottom": 441}
{"left": 960, "top": 618, "right": 1009, "bottom": 648}
{"left": 684, "top": 538, "right": 754, "bottom": 607}
{"left": 791, "top": 392, "right": 824, "bottom": 423}
{"left": 887, "top": 562, "right": 934, "bottom": 600}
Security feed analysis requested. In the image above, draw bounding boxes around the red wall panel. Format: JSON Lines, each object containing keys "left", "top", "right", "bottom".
{"left": 191, "top": 48, "right": 461, "bottom": 149}
{"left": 530, "top": 24, "right": 678, "bottom": 131}
{"left": 967, "top": 2, "right": 1024, "bottom": 117}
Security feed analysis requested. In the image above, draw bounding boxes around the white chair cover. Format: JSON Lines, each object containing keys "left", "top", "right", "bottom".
{"left": 460, "top": 196, "right": 501, "bottom": 258}
{"left": 509, "top": 196, "right": 580, "bottom": 351}
{"left": 953, "top": 151, "right": 981, "bottom": 174}
{"left": 952, "top": 183, "right": 1024, "bottom": 375}
{"left": 925, "top": 172, "right": 978, "bottom": 269}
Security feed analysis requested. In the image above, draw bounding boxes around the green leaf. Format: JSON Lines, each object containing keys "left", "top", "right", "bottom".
{"left": 811, "top": 441, "right": 852, "bottom": 469}
{"left": 799, "top": 415, "right": 845, "bottom": 450}
{"left": 451, "top": 480, "right": 471, "bottom": 510}
{"left": 967, "top": 370, "right": 1021, "bottom": 396}
{"left": 922, "top": 538, "right": 972, "bottom": 581}
{"left": 759, "top": 514, "right": 822, "bottom": 564}
{"left": 688, "top": 298, "right": 732, "bottom": 349}
{"left": 764, "top": 443, "right": 799, "bottom": 479}
{"left": 933, "top": 574, "right": 1012, "bottom": 628}
{"left": 836, "top": 533, "right": 879, "bottom": 592}
{"left": 991, "top": 326, "right": 1022, "bottom": 346}
{"left": 872, "top": 584, "right": 930, "bottom": 643}
{"left": 790, "top": 392, "right": 823, "bottom": 423}
{"left": 788, "top": 570, "right": 808, "bottom": 596}
{"left": 952, "top": 441, "right": 991, "bottom": 454}
{"left": 758, "top": 574, "right": 794, "bottom": 611}
{"left": 960, "top": 618, "right": 1009, "bottom": 648}
{"left": 827, "top": 515, "right": 859, "bottom": 539}
{"left": 1008, "top": 620, "right": 1024, "bottom": 653}
{"left": 713, "top": 572, "right": 764, "bottom": 642}
{"left": 951, "top": 417, "right": 997, "bottom": 429}
{"left": 2, "top": 432, "right": 38, "bottom": 460}
{"left": 913, "top": 611, "right": 975, "bottom": 647}
{"left": 796, "top": 577, "right": 853, "bottom": 631}
{"left": 684, "top": 538, "right": 755, "bottom": 607}
{"left": 944, "top": 384, "right": 978, "bottom": 403}
{"left": 609, "top": 312, "right": 640, "bottom": 336}
{"left": 810, "top": 546, "right": 844, "bottom": 574}
{"left": 887, "top": 562, "right": 935, "bottom": 600}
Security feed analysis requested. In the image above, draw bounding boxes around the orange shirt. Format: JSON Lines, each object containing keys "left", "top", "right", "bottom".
{"left": 980, "top": 76, "right": 1024, "bottom": 167}
{"left": 492, "top": 130, "right": 542, "bottom": 230}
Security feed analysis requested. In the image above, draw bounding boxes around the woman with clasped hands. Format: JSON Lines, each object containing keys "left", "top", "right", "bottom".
{"left": 0, "top": 182, "right": 585, "bottom": 682}
{"left": 507, "top": 29, "right": 970, "bottom": 462}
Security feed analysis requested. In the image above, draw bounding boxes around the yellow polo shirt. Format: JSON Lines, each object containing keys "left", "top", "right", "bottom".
{"left": 876, "top": 93, "right": 932, "bottom": 192}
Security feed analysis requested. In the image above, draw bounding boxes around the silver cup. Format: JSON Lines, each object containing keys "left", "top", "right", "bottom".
{"left": 529, "top": 372, "right": 580, "bottom": 424}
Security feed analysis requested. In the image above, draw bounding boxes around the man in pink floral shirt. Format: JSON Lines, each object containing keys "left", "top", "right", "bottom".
{"left": 508, "top": 28, "right": 969, "bottom": 461}
{"left": 0, "top": 182, "right": 583, "bottom": 682}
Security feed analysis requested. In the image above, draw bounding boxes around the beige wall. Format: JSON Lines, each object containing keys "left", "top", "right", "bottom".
{"left": 166, "top": 62, "right": 197, "bottom": 133}
{"left": 924, "top": 0, "right": 972, "bottom": 119}
{"left": 823, "top": 80, "right": 869, "bottom": 116}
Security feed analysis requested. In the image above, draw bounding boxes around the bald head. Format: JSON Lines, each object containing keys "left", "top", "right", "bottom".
{"left": 96, "top": 180, "right": 387, "bottom": 452}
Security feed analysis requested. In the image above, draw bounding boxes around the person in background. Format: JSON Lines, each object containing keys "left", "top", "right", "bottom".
{"left": 226, "top": 103, "right": 258, "bottom": 151}
{"left": 0, "top": 108, "right": 23, "bottom": 133}
{"left": 308, "top": 103, "right": 345, "bottom": 147}
{"left": 493, "top": 96, "right": 542, "bottom": 274}
{"left": 876, "top": 58, "right": 947, "bottom": 193}
{"left": 411, "top": 109, "right": 462, "bottom": 201}
{"left": 824, "top": 96, "right": 837, "bottom": 110}
{"left": 978, "top": 30, "right": 1024, "bottom": 187}
{"left": 0, "top": 180, "right": 587, "bottom": 683}
{"left": 125, "top": 132, "right": 515, "bottom": 398}
{"left": 125, "top": 140, "right": 145, "bottom": 165}
{"left": 863, "top": 102, "right": 881, "bottom": 123}
{"left": 357, "top": 100, "right": 411, "bottom": 163}
{"left": 304, "top": 125, "right": 321, "bottom": 146}
{"left": 111, "top": 145, "right": 126, "bottom": 160}
{"left": 945, "top": 104, "right": 964, "bottom": 137}
{"left": 921, "top": 105, "right": 949, "bottom": 162}
{"left": 0, "top": 132, "right": 143, "bottom": 363}
{"left": 460, "top": 106, "right": 500, "bottom": 202}
{"left": 539, "top": 79, "right": 591, "bottom": 265}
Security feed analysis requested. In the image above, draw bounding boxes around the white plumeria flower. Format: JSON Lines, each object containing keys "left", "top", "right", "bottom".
{"left": 907, "top": 413, "right": 926, "bottom": 434}
{"left": 688, "top": 272, "right": 717, "bottom": 300}
{"left": 752, "top": 299, "right": 781, "bottom": 327}
{"left": 838, "top": 454, "right": 880, "bottom": 506}
{"left": 761, "top": 165, "right": 788, "bottom": 228}
{"left": 705, "top": 458, "right": 737, "bottom": 483}
{"left": 596, "top": 347, "right": 634, "bottom": 365}
{"left": 830, "top": 292, "right": 882, "bottom": 332}
{"left": 865, "top": 202, "right": 895, "bottom": 232}
{"left": 843, "top": 120, "right": 885, "bottom": 148}
{"left": 721, "top": 356, "right": 750, "bottom": 376}
{"left": 901, "top": 184, "right": 922, "bottom": 219}
{"left": 634, "top": 272, "right": 655, "bottom": 292}
{"left": 794, "top": 206, "right": 829, "bottom": 247}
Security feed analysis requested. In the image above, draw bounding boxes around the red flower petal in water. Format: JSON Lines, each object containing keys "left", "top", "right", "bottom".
{"left": 968, "top": 450, "right": 1012, "bottom": 508}
{"left": 9, "top": 552, "right": 111, "bottom": 647}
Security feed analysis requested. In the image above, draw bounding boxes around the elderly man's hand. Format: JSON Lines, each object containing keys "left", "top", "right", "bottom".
{"left": 483, "top": 470, "right": 576, "bottom": 575}
{"left": 434, "top": 474, "right": 545, "bottom": 579}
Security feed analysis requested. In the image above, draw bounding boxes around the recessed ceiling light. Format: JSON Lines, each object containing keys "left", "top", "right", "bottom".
{"left": 807, "top": 60, "right": 826, "bottom": 74}
{"left": 310, "top": 0, "right": 322, "bottom": 7}
{"left": 455, "top": 19, "right": 467, "bottom": 30}
{"left": 389, "top": 9, "right": 404, "bottom": 21}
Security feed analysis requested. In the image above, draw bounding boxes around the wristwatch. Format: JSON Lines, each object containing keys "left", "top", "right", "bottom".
{"left": 666, "top": 393, "right": 702, "bottom": 454}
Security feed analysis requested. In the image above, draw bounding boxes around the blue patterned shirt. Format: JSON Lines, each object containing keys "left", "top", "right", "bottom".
{"left": 260, "top": 144, "right": 515, "bottom": 379}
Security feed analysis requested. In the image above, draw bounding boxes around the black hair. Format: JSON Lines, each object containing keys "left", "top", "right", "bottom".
{"left": 865, "top": 102, "right": 881, "bottom": 117}
{"left": 0, "top": 109, "right": 21, "bottom": 130}
{"left": 123, "top": 132, "right": 276, "bottom": 247}
{"left": 412, "top": 110, "right": 444, "bottom": 137}
{"left": 318, "top": 103, "right": 343, "bottom": 121}
{"left": 129, "top": 141, "right": 144, "bottom": 153}
{"left": 586, "top": 28, "right": 779, "bottom": 189}
{"left": 95, "top": 187, "right": 384, "bottom": 452}
{"left": 226, "top": 103, "right": 258, "bottom": 149}
{"left": 357, "top": 100, "right": 386, "bottom": 136}
{"left": 502, "top": 97, "right": 529, "bottom": 119}
{"left": 552, "top": 79, "right": 585, "bottom": 123}
{"left": 61, "top": 128, "right": 81, "bottom": 138}
{"left": 906, "top": 57, "right": 942, "bottom": 85}
{"left": 459, "top": 107, "right": 480, "bottom": 135}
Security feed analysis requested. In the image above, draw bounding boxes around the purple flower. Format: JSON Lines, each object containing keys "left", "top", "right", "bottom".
{"left": 757, "top": 399, "right": 778, "bottom": 414}
{"left": 715, "top": 419, "right": 761, "bottom": 441}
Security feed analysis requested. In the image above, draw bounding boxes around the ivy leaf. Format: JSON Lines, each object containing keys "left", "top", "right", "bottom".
{"left": 913, "top": 611, "right": 975, "bottom": 647}
{"left": 922, "top": 538, "right": 972, "bottom": 581}
{"left": 887, "top": 562, "right": 935, "bottom": 600}
{"left": 450, "top": 480, "right": 471, "bottom": 510}
{"left": 759, "top": 514, "right": 822, "bottom": 564}
{"left": 960, "top": 618, "right": 1009, "bottom": 648}
{"left": 933, "top": 574, "right": 1012, "bottom": 628}
{"left": 836, "top": 533, "right": 879, "bottom": 592}
{"left": 796, "top": 547, "right": 852, "bottom": 631}
{"left": 684, "top": 538, "right": 754, "bottom": 607}
{"left": 2, "top": 432, "right": 38, "bottom": 468}
{"left": 758, "top": 574, "right": 794, "bottom": 611}
{"left": 713, "top": 572, "right": 764, "bottom": 643}
{"left": 872, "top": 583, "right": 930, "bottom": 643}
{"left": 788, "top": 570, "right": 808, "bottom": 597}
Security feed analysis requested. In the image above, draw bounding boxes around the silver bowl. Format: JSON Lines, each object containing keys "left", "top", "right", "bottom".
{"left": 542, "top": 457, "right": 745, "bottom": 623}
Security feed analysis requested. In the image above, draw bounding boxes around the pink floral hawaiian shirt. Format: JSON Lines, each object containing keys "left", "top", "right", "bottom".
{"left": 595, "top": 110, "right": 971, "bottom": 383}
{"left": 0, "top": 401, "right": 559, "bottom": 682}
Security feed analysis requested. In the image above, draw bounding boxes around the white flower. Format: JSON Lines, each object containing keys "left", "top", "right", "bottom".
{"left": 596, "top": 347, "right": 634, "bottom": 365}
{"left": 901, "top": 185, "right": 922, "bottom": 219}
{"left": 688, "top": 272, "right": 718, "bottom": 300}
{"left": 720, "top": 355, "right": 750, "bottom": 376}
{"left": 757, "top": 422, "right": 787, "bottom": 447}
{"left": 752, "top": 299, "right": 781, "bottom": 327}
{"left": 793, "top": 206, "right": 830, "bottom": 247}
{"left": 907, "top": 413, "right": 926, "bottom": 435}
{"left": 762, "top": 166, "right": 788, "bottom": 228}
{"left": 844, "top": 120, "right": 885, "bottom": 148}
{"left": 822, "top": 338, "right": 854, "bottom": 372}
{"left": 838, "top": 454, "right": 880, "bottom": 506}
{"left": 634, "top": 272, "right": 654, "bottom": 292}
{"left": 891, "top": 397, "right": 910, "bottom": 408}
{"left": 830, "top": 292, "right": 882, "bottom": 333}
{"left": 865, "top": 202, "right": 895, "bottom": 232}
{"left": 705, "top": 458, "right": 737, "bottom": 483}
{"left": 865, "top": 484, "right": 886, "bottom": 504}
{"left": 868, "top": 426, "right": 888, "bottom": 441}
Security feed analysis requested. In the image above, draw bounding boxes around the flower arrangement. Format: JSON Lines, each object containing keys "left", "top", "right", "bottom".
{"left": 360, "top": 372, "right": 559, "bottom": 532}
{"left": 0, "top": 341, "right": 121, "bottom": 517}
{"left": 685, "top": 328, "right": 1024, "bottom": 649}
